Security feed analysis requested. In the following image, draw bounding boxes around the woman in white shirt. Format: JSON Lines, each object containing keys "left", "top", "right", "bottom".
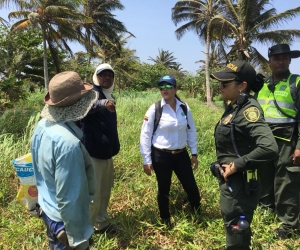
{"left": 140, "top": 74, "right": 201, "bottom": 228}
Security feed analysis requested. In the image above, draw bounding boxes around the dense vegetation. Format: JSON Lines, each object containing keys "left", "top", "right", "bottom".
{"left": 1, "top": 90, "right": 300, "bottom": 249}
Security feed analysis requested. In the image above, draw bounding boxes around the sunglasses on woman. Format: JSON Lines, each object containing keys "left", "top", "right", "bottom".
{"left": 219, "top": 81, "right": 239, "bottom": 88}
{"left": 159, "top": 84, "right": 173, "bottom": 90}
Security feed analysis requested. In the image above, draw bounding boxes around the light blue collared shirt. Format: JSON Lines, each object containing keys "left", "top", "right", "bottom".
{"left": 31, "top": 118, "right": 95, "bottom": 249}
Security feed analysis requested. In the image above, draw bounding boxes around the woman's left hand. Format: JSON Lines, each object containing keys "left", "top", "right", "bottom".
{"left": 222, "top": 162, "right": 237, "bottom": 181}
{"left": 191, "top": 155, "right": 198, "bottom": 170}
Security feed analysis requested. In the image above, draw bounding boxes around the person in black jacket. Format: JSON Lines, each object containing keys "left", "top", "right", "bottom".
{"left": 79, "top": 63, "right": 120, "bottom": 235}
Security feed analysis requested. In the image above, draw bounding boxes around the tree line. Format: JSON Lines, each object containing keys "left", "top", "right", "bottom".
{"left": 0, "top": 0, "right": 299, "bottom": 110}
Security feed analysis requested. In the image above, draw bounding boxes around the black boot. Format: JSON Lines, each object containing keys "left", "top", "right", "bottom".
{"left": 161, "top": 218, "right": 174, "bottom": 230}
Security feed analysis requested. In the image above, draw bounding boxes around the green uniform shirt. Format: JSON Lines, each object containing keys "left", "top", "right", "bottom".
{"left": 214, "top": 96, "right": 278, "bottom": 172}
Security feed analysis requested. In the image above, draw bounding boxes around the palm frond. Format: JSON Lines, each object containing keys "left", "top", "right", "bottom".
{"left": 255, "top": 30, "right": 300, "bottom": 45}
{"left": 10, "top": 19, "right": 32, "bottom": 32}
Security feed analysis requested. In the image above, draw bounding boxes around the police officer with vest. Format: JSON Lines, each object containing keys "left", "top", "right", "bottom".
{"left": 257, "top": 44, "right": 300, "bottom": 239}
{"left": 211, "top": 61, "right": 278, "bottom": 249}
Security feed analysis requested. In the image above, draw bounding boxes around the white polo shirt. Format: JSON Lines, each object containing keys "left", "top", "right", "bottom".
{"left": 140, "top": 98, "right": 198, "bottom": 165}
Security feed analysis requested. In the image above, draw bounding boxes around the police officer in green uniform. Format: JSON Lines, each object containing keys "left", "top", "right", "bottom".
{"left": 211, "top": 61, "right": 278, "bottom": 249}
{"left": 256, "top": 44, "right": 300, "bottom": 239}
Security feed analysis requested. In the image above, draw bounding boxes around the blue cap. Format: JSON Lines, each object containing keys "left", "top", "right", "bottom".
{"left": 157, "top": 74, "right": 176, "bottom": 86}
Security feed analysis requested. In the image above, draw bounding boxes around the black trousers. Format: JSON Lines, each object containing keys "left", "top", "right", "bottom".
{"left": 151, "top": 147, "right": 201, "bottom": 219}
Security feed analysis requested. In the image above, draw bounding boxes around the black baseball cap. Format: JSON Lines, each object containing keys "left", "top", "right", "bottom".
{"left": 210, "top": 60, "right": 256, "bottom": 85}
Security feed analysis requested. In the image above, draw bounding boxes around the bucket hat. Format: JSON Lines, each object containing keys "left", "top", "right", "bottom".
{"left": 157, "top": 74, "right": 176, "bottom": 86}
{"left": 268, "top": 44, "right": 300, "bottom": 58}
{"left": 210, "top": 60, "right": 256, "bottom": 85}
{"left": 41, "top": 71, "right": 98, "bottom": 123}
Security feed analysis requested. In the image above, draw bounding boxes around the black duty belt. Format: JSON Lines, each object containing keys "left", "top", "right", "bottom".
{"left": 154, "top": 147, "right": 186, "bottom": 154}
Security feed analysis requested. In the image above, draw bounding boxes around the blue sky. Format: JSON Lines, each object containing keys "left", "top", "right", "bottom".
{"left": 112, "top": 0, "right": 300, "bottom": 73}
{"left": 1, "top": 0, "right": 299, "bottom": 74}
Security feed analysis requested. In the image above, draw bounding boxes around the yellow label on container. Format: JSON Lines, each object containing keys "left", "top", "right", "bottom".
{"left": 22, "top": 153, "right": 32, "bottom": 163}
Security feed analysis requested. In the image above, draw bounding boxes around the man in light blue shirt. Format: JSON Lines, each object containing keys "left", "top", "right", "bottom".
{"left": 31, "top": 71, "right": 98, "bottom": 250}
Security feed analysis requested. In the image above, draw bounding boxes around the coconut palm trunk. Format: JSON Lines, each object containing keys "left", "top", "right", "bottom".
{"left": 42, "top": 27, "right": 49, "bottom": 92}
{"left": 172, "top": 0, "right": 223, "bottom": 105}
{"left": 205, "top": 29, "right": 212, "bottom": 106}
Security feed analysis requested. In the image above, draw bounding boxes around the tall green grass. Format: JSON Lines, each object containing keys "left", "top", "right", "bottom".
{"left": 1, "top": 91, "right": 299, "bottom": 249}
{"left": 0, "top": 90, "right": 44, "bottom": 136}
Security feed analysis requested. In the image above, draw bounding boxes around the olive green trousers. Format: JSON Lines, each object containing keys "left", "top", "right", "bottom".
{"left": 219, "top": 173, "right": 260, "bottom": 249}
{"left": 258, "top": 138, "right": 300, "bottom": 230}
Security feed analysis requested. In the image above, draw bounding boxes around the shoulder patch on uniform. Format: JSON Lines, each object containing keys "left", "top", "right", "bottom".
{"left": 243, "top": 107, "right": 260, "bottom": 122}
{"left": 144, "top": 116, "right": 148, "bottom": 121}
{"left": 222, "top": 114, "right": 232, "bottom": 125}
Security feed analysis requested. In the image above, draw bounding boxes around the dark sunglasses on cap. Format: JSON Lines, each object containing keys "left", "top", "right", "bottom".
{"left": 159, "top": 84, "right": 173, "bottom": 90}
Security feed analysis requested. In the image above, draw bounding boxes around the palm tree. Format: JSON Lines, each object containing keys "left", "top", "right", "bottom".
{"left": 96, "top": 34, "right": 139, "bottom": 92}
{"left": 76, "top": 0, "right": 132, "bottom": 64}
{"left": 113, "top": 47, "right": 139, "bottom": 92}
{"left": 194, "top": 43, "right": 226, "bottom": 101}
{"left": 172, "top": 0, "right": 223, "bottom": 106}
{"left": 96, "top": 34, "right": 132, "bottom": 62}
{"left": 0, "top": 16, "right": 7, "bottom": 25}
{"left": 213, "top": 0, "right": 300, "bottom": 69}
{"left": 0, "top": 0, "right": 90, "bottom": 90}
{"left": 148, "top": 48, "right": 178, "bottom": 69}
{"left": 196, "top": 42, "right": 227, "bottom": 72}
{"left": 172, "top": 62, "right": 187, "bottom": 73}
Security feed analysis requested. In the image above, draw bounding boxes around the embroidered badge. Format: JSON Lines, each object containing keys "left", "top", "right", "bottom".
{"left": 226, "top": 63, "right": 238, "bottom": 71}
{"left": 222, "top": 114, "right": 233, "bottom": 124}
{"left": 244, "top": 107, "right": 260, "bottom": 122}
{"left": 280, "top": 85, "right": 287, "bottom": 91}
{"left": 144, "top": 116, "right": 148, "bottom": 121}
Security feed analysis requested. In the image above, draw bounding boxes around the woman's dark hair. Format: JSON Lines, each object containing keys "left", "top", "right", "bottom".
{"left": 175, "top": 94, "right": 182, "bottom": 101}
{"left": 251, "top": 73, "right": 265, "bottom": 93}
{"left": 244, "top": 73, "right": 265, "bottom": 93}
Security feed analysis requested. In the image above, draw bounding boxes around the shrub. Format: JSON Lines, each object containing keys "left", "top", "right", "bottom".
{"left": 0, "top": 74, "right": 29, "bottom": 113}
{"left": 0, "top": 90, "right": 43, "bottom": 136}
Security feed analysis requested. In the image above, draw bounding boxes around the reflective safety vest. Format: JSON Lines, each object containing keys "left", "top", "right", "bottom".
{"left": 257, "top": 74, "right": 298, "bottom": 124}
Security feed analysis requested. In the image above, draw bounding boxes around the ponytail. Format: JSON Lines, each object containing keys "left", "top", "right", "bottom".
{"left": 175, "top": 94, "right": 182, "bottom": 101}
{"left": 251, "top": 73, "right": 265, "bottom": 93}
